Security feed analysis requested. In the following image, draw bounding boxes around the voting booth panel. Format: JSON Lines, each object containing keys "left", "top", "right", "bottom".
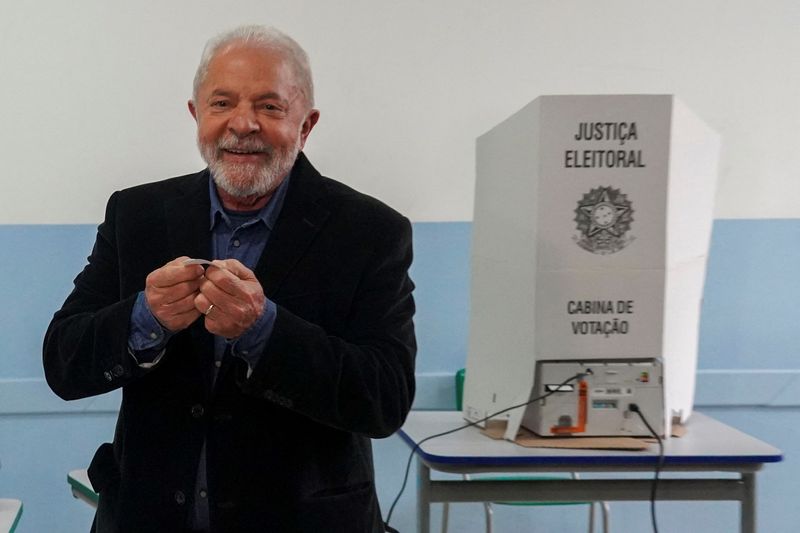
{"left": 464, "top": 95, "right": 720, "bottom": 441}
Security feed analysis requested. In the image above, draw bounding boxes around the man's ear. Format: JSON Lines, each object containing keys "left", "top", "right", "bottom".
{"left": 188, "top": 100, "right": 198, "bottom": 122}
{"left": 299, "top": 109, "right": 320, "bottom": 149}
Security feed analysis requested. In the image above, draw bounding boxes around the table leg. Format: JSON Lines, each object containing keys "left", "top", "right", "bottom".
{"left": 741, "top": 472, "right": 756, "bottom": 533}
{"left": 417, "top": 458, "right": 431, "bottom": 533}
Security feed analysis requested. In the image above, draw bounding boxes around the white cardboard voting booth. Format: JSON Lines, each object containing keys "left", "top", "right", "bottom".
{"left": 463, "top": 95, "right": 720, "bottom": 441}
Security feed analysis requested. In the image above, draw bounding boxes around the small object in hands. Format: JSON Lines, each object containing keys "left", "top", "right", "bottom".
{"left": 183, "top": 258, "right": 213, "bottom": 266}
{"left": 204, "top": 304, "right": 215, "bottom": 316}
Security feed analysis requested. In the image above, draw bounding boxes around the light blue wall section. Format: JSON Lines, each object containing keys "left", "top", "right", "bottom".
{"left": 410, "top": 222, "right": 472, "bottom": 375}
{"left": 0, "top": 220, "right": 797, "bottom": 532}
{"left": 700, "top": 219, "right": 800, "bottom": 370}
{"left": 0, "top": 225, "right": 96, "bottom": 378}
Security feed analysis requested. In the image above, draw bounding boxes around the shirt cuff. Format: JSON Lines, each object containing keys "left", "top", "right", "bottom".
{"left": 128, "top": 291, "right": 172, "bottom": 367}
{"left": 230, "top": 299, "right": 276, "bottom": 376}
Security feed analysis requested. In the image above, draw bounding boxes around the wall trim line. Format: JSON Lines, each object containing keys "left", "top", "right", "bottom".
{"left": 2, "top": 369, "right": 798, "bottom": 415}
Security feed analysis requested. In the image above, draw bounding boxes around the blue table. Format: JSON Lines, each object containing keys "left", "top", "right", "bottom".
{"left": 398, "top": 411, "right": 782, "bottom": 533}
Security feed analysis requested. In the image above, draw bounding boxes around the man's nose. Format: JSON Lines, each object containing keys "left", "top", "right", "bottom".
{"left": 228, "top": 106, "right": 260, "bottom": 136}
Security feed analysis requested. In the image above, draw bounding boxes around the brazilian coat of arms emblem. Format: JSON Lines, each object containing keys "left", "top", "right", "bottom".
{"left": 574, "top": 186, "right": 634, "bottom": 254}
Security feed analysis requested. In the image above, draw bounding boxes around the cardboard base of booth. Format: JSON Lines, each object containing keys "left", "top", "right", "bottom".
{"left": 481, "top": 419, "right": 685, "bottom": 451}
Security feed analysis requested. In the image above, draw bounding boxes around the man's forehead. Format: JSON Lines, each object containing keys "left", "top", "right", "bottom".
{"left": 201, "top": 45, "right": 300, "bottom": 96}
{"left": 210, "top": 44, "right": 290, "bottom": 76}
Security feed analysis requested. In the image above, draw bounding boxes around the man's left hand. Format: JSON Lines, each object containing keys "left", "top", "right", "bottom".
{"left": 194, "top": 259, "right": 266, "bottom": 339}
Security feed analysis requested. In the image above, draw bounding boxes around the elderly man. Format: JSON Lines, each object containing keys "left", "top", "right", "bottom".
{"left": 43, "top": 26, "right": 415, "bottom": 533}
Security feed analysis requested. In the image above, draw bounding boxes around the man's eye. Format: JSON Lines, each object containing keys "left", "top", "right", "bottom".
{"left": 211, "top": 101, "right": 229, "bottom": 108}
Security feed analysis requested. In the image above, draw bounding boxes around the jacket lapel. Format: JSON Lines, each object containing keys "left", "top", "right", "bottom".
{"left": 255, "top": 153, "right": 331, "bottom": 297}
{"left": 164, "top": 169, "right": 213, "bottom": 262}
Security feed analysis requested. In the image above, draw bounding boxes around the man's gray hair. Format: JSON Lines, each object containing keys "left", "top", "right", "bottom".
{"left": 192, "top": 25, "right": 314, "bottom": 107}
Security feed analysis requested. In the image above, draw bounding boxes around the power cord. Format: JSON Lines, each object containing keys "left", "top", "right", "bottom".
{"left": 629, "top": 403, "right": 665, "bottom": 533}
{"left": 383, "top": 371, "right": 589, "bottom": 532}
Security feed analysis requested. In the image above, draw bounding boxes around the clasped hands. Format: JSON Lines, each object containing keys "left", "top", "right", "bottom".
{"left": 144, "top": 256, "right": 265, "bottom": 338}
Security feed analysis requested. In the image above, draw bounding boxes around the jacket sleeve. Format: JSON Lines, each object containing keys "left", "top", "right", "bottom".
{"left": 240, "top": 214, "right": 417, "bottom": 438}
{"left": 42, "top": 192, "right": 148, "bottom": 400}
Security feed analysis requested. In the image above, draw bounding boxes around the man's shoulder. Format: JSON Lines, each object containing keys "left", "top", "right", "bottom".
{"left": 293, "top": 156, "right": 406, "bottom": 227}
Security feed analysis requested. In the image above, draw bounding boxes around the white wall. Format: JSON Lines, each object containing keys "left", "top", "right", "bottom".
{"left": 2, "top": 0, "right": 798, "bottom": 223}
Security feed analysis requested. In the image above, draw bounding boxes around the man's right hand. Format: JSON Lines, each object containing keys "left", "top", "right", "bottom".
{"left": 144, "top": 256, "right": 205, "bottom": 332}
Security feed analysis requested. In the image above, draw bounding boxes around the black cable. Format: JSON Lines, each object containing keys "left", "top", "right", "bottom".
{"left": 383, "top": 371, "right": 589, "bottom": 531}
{"left": 629, "top": 403, "right": 665, "bottom": 533}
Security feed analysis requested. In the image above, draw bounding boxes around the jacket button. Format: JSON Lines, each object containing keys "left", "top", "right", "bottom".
{"left": 103, "top": 371, "right": 113, "bottom": 381}
{"left": 191, "top": 404, "right": 204, "bottom": 418}
{"left": 111, "top": 364, "right": 125, "bottom": 377}
{"left": 174, "top": 490, "right": 186, "bottom": 505}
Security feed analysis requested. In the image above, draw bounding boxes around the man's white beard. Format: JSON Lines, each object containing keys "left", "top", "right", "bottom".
{"left": 199, "top": 134, "right": 300, "bottom": 198}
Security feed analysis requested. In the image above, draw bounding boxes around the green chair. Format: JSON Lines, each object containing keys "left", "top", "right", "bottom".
{"left": 443, "top": 369, "right": 610, "bottom": 533}
{"left": 0, "top": 499, "right": 22, "bottom": 533}
{"left": 68, "top": 469, "right": 99, "bottom": 508}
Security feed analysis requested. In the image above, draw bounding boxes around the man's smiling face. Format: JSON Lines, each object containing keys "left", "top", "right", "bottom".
{"left": 189, "top": 43, "right": 318, "bottom": 199}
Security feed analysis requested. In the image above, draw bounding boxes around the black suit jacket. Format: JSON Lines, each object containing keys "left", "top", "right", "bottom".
{"left": 43, "top": 154, "right": 416, "bottom": 532}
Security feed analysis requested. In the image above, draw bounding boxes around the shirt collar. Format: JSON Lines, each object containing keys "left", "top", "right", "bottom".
{"left": 208, "top": 169, "right": 292, "bottom": 231}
